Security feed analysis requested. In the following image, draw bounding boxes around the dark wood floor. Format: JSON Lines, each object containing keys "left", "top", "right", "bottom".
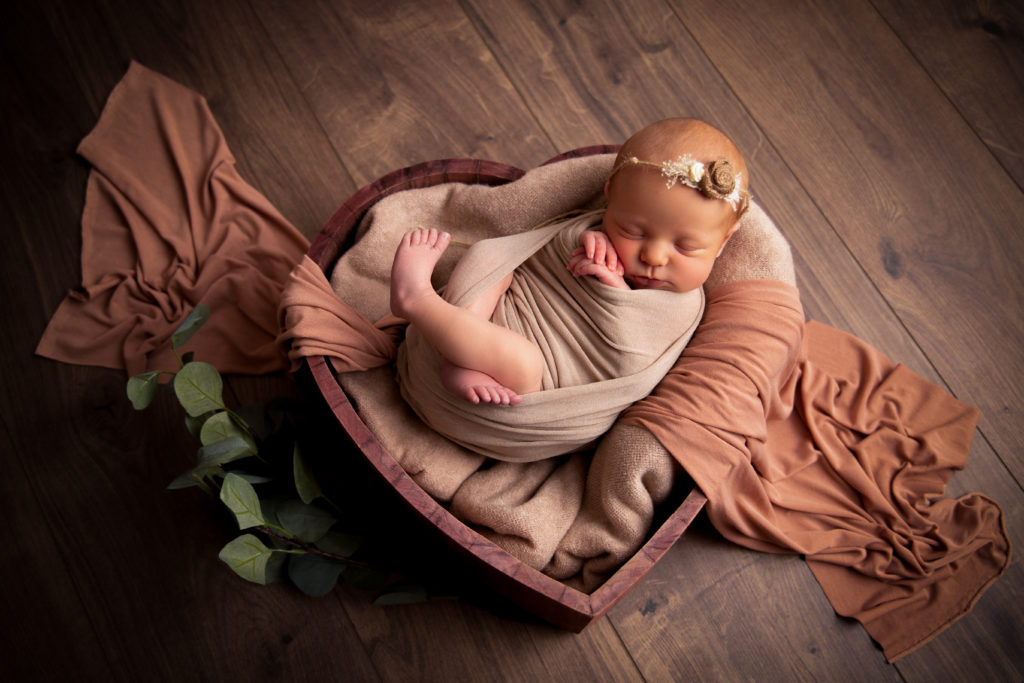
{"left": 3, "top": 0, "right": 1022, "bottom": 680}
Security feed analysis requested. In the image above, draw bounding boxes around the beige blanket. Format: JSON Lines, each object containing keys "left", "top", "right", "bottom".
{"left": 282, "top": 153, "right": 795, "bottom": 589}
{"left": 397, "top": 211, "right": 703, "bottom": 461}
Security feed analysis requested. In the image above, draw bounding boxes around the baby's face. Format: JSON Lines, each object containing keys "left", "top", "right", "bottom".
{"left": 603, "top": 167, "right": 738, "bottom": 292}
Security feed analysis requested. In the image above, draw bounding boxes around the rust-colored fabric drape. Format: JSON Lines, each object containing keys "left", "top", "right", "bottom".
{"left": 36, "top": 61, "right": 309, "bottom": 375}
{"left": 622, "top": 280, "right": 1009, "bottom": 661}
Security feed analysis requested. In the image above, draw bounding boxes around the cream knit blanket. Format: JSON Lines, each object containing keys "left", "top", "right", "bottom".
{"left": 288, "top": 152, "right": 796, "bottom": 590}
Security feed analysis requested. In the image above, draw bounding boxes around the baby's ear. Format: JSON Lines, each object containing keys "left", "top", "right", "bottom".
{"left": 716, "top": 221, "right": 741, "bottom": 257}
{"left": 603, "top": 179, "right": 610, "bottom": 197}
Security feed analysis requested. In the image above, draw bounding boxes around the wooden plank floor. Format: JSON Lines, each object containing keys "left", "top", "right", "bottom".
{"left": 2, "top": 0, "right": 1021, "bottom": 680}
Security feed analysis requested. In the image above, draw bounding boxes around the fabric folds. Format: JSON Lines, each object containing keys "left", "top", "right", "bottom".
{"left": 397, "top": 212, "right": 704, "bottom": 461}
{"left": 36, "top": 61, "right": 309, "bottom": 375}
{"left": 621, "top": 280, "right": 1009, "bottom": 661}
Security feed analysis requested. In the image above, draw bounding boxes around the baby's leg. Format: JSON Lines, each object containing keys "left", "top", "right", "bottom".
{"left": 439, "top": 270, "right": 527, "bottom": 404}
{"left": 390, "top": 229, "right": 543, "bottom": 396}
{"left": 441, "top": 359, "right": 522, "bottom": 405}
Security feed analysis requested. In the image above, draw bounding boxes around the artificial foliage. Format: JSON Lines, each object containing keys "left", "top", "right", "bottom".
{"left": 127, "top": 305, "right": 426, "bottom": 603}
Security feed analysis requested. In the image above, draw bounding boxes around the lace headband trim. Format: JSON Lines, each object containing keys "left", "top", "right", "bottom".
{"left": 610, "top": 154, "right": 748, "bottom": 213}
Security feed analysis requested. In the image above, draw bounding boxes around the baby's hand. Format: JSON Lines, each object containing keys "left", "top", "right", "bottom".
{"left": 568, "top": 254, "right": 629, "bottom": 289}
{"left": 578, "top": 230, "right": 620, "bottom": 274}
{"left": 568, "top": 231, "right": 629, "bottom": 289}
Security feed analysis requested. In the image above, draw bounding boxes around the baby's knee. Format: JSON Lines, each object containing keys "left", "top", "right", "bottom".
{"left": 519, "top": 345, "right": 544, "bottom": 394}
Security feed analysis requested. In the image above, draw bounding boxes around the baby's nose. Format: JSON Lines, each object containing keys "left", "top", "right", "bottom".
{"left": 641, "top": 242, "right": 669, "bottom": 266}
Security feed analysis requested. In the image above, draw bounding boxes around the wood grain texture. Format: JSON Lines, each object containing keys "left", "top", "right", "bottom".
{"left": 671, "top": 1, "right": 1024, "bottom": 678}
{"left": 39, "top": 0, "right": 354, "bottom": 239}
{"left": 612, "top": 521, "right": 903, "bottom": 682}
{"left": 872, "top": 0, "right": 1024, "bottom": 187}
{"left": 462, "top": 0, "right": 1018, "bottom": 675}
{"left": 4, "top": 0, "right": 1021, "bottom": 679}
{"left": 465, "top": 0, "right": 1022, "bottom": 677}
{"left": 462, "top": 0, "right": 942, "bottom": 377}
{"left": 0, "top": 1, "right": 373, "bottom": 679}
{"left": 0, "top": 375, "right": 115, "bottom": 682}
{"left": 335, "top": 582, "right": 644, "bottom": 682}
{"left": 252, "top": 0, "right": 554, "bottom": 185}
{"left": 676, "top": 0, "right": 1024, "bottom": 476}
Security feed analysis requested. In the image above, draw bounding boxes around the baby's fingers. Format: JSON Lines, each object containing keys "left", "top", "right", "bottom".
{"left": 603, "top": 247, "right": 619, "bottom": 272}
{"left": 572, "top": 259, "right": 605, "bottom": 279}
{"left": 573, "top": 260, "right": 626, "bottom": 288}
{"left": 567, "top": 253, "right": 588, "bottom": 273}
{"left": 580, "top": 231, "right": 597, "bottom": 259}
{"left": 591, "top": 237, "right": 607, "bottom": 265}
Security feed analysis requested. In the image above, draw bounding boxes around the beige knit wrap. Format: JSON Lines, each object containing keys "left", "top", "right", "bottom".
{"left": 396, "top": 211, "right": 704, "bottom": 462}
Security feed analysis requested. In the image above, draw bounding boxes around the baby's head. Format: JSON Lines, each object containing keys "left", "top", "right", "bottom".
{"left": 603, "top": 118, "right": 749, "bottom": 292}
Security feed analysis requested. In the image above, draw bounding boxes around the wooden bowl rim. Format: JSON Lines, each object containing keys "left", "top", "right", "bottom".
{"left": 304, "top": 146, "right": 707, "bottom": 630}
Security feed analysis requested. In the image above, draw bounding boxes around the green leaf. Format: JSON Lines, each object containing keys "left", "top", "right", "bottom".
{"left": 126, "top": 371, "right": 161, "bottom": 410}
{"left": 220, "top": 473, "right": 265, "bottom": 529}
{"left": 315, "top": 531, "right": 361, "bottom": 558}
{"left": 259, "top": 498, "right": 283, "bottom": 528}
{"left": 200, "top": 412, "right": 256, "bottom": 449}
{"left": 171, "top": 304, "right": 211, "bottom": 350}
{"left": 185, "top": 411, "right": 214, "bottom": 439}
{"left": 167, "top": 471, "right": 200, "bottom": 490}
{"left": 198, "top": 436, "right": 254, "bottom": 467}
{"left": 166, "top": 464, "right": 225, "bottom": 490}
{"left": 292, "top": 443, "right": 322, "bottom": 504}
{"left": 218, "top": 534, "right": 275, "bottom": 584}
{"left": 221, "top": 471, "right": 273, "bottom": 485}
{"left": 373, "top": 581, "right": 428, "bottom": 606}
{"left": 174, "top": 361, "right": 224, "bottom": 417}
{"left": 277, "top": 499, "right": 336, "bottom": 543}
{"left": 264, "top": 550, "right": 288, "bottom": 584}
{"left": 287, "top": 554, "right": 345, "bottom": 597}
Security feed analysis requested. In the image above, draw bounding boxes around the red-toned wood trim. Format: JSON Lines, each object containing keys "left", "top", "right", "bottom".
{"left": 308, "top": 158, "right": 527, "bottom": 271}
{"left": 302, "top": 149, "right": 705, "bottom": 631}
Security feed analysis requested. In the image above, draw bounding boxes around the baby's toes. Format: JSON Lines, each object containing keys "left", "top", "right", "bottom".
{"left": 497, "top": 386, "right": 522, "bottom": 406}
{"left": 467, "top": 386, "right": 492, "bottom": 404}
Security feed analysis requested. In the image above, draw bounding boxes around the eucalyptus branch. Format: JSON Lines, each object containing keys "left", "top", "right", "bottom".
{"left": 257, "top": 525, "right": 375, "bottom": 569}
{"left": 130, "top": 304, "right": 425, "bottom": 600}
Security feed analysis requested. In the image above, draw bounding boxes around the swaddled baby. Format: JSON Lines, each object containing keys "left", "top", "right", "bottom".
{"left": 390, "top": 118, "right": 750, "bottom": 461}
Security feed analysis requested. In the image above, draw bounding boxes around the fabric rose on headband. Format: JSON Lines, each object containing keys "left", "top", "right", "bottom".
{"left": 698, "top": 159, "right": 738, "bottom": 200}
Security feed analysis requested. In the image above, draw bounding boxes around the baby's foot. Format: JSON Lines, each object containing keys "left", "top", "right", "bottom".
{"left": 390, "top": 229, "right": 451, "bottom": 319}
{"left": 441, "top": 360, "right": 522, "bottom": 406}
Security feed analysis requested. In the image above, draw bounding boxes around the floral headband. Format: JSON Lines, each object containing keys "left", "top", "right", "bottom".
{"left": 610, "top": 154, "right": 749, "bottom": 214}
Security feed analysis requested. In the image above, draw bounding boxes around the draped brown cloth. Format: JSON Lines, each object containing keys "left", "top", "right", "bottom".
{"left": 35, "top": 61, "right": 309, "bottom": 375}
{"left": 279, "top": 255, "right": 404, "bottom": 373}
{"left": 621, "top": 279, "right": 1009, "bottom": 661}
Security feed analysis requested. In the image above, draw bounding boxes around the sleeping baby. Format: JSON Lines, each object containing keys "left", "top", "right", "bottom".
{"left": 390, "top": 118, "right": 750, "bottom": 461}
